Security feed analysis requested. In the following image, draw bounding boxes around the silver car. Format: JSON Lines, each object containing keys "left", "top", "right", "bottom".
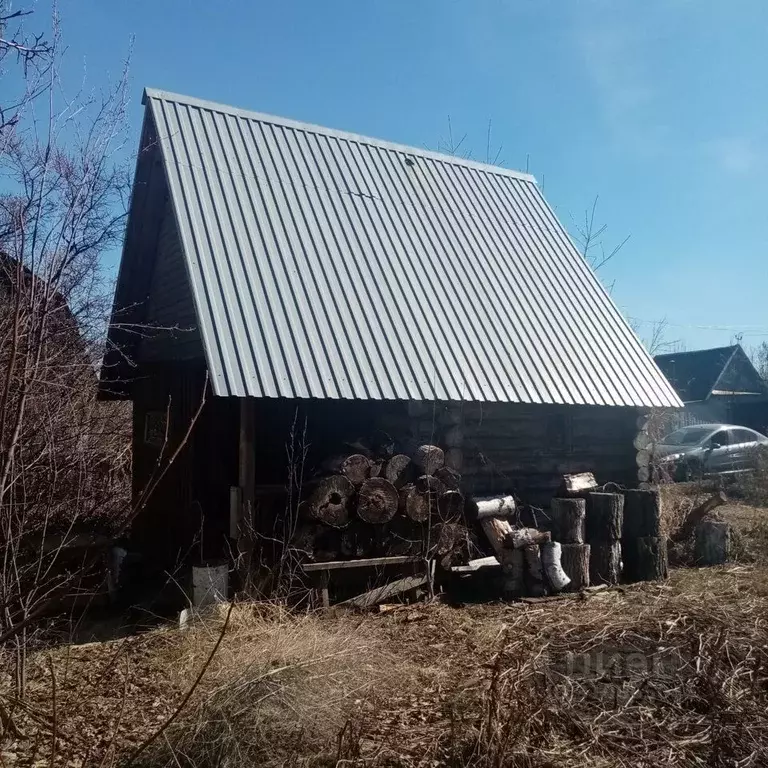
{"left": 654, "top": 423, "right": 768, "bottom": 480}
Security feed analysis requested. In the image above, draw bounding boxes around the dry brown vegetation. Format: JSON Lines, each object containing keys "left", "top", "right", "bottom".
{"left": 3, "top": 549, "right": 767, "bottom": 767}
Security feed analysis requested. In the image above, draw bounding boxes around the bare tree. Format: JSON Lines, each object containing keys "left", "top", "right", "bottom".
{"left": 572, "top": 196, "right": 631, "bottom": 271}
{"left": 750, "top": 341, "right": 768, "bottom": 382}
{"left": 0, "top": 1, "right": 135, "bottom": 706}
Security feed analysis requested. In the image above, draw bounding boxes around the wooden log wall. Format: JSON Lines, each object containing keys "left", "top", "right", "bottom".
{"left": 446, "top": 403, "right": 641, "bottom": 503}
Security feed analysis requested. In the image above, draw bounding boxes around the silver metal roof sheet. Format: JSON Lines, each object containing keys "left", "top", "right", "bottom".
{"left": 144, "top": 88, "right": 682, "bottom": 407}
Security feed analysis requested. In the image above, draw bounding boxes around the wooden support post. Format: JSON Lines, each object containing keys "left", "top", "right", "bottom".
{"left": 237, "top": 399, "right": 257, "bottom": 595}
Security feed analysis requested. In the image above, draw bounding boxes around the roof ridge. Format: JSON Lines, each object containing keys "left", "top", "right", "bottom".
{"left": 655, "top": 344, "right": 737, "bottom": 359}
{"left": 143, "top": 87, "right": 537, "bottom": 183}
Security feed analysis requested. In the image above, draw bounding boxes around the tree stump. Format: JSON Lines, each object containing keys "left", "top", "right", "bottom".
{"left": 414, "top": 444, "right": 445, "bottom": 475}
{"left": 672, "top": 492, "right": 727, "bottom": 543}
{"left": 308, "top": 476, "right": 354, "bottom": 528}
{"left": 586, "top": 493, "right": 624, "bottom": 542}
{"left": 622, "top": 536, "right": 668, "bottom": 582}
{"left": 694, "top": 520, "right": 731, "bottom": 565}
{"left": 551, "top": 498, "right": 586, "bottom": 544}
{"left": 623, "top": 489, "right": 662, "bottom": 539}
{"left": 589, "top": 541, "right": 621, "bottom": 585}
{"left": 561, "top": 543, "right": 590, "bottom": 592}
{"left": 357, "top": 478, "right": 399, "bottom": 524}
{"left": 435, "top": 466, "right": 461, "bottom": 491}
{"left": 340, "top": 454, "right": 372, "bottom": 486}
{"left": 541, "top": 541, "right": 571, "bottom": 592}
{"left": 384, "top": 454, "right": 412, "bottom": 488}
{"left": 399, "top": 484, "right": 433, "bottom": 523}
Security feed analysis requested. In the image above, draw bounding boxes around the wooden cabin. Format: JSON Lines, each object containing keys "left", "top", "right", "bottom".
{"left": 99, "top": 89, "right": 681, "bottom": 582}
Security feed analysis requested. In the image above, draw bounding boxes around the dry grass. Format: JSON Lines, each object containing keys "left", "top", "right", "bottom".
{"left": 4, "top": 512, "right": 768, "bottom": 767}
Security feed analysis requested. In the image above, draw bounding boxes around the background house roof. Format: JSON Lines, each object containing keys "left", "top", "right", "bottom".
{"left": 655, "top": 345, "right": 766, "bottom": 402}
{"left": 106, "top": 88, "right": 682, "bottom": 406}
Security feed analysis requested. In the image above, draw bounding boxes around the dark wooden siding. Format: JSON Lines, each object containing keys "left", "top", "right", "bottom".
{"left": 408, "top": 402, "right": 639, "bottom": 504}
{"left": 139, "top": 202, "right": 203, "bottom": 363}
{"left": 130, "top": 364, "right": 237, "bottom": 572}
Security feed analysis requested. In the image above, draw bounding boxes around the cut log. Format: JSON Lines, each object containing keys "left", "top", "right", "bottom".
{"left": 340, "top": 454, "right": 372, "bottom": 486}
{"left": 435, "top": 466, "right": 462, "bottom": 491}
{"left": 414, "top": 444, "right": 445, "bottom": 475}
{"left": 637, "top": 467, "right": 650, "bottom": 483}
{"left": 551, "top": 498, "right": 586, "bottom": 544}
{"left": 541, "top": 541, "right": 571, "bottom": 592}
{"left": 480, "top": 516, "right": 514, "bottom": 560}
{"left": 622, "top": 536, "right": 668, "bottom": 582}
{"left": 430, "top": 522, "right": 471, "bottom": 569}
{"left": 589, "top": 541, "right": 621, "bottom": 585}
{"left": 635, "top": 449, "right": 651, "bottom": 468}
{"left": 438, "top": 490, "right": 464, "bottom": 521}
{"left": 524, "top": 545, "right": 547, "bottom": 597}
{"left": 474, "top": 495, "right": 516, "bottom": 520}
{"left": 382, "top": 517, "right": 424, "bottom": 557}
{"left": 586, "top": 493, "right": 624, "bottom": 542}
{"left": 385, "top": 454, "right": 413, "bottom": 489}
{"left": 399, "top": 484, "right": 433, "bottom": 523}
{"left": 369, "top": 459, "right": 385, "bottom": 479}
{"left": 561, "top": 543, "right": 590, "bottom": 592}
{"left": 623, "top": 489, "right": 662, "bottom": 539}
{"left": 672, "top": 491, "right": 727, "bottom": 543}
{"left": 308, "top": 476, "right": 354, "bottom": 528}
{"left": 694, "top": 520, "right": 731, "bottom": 565}
{"left": 415, "top": 474, "right": 447, "bottom": 495}
{"left": 559, "top": 472, "right": 598, "bottom": 496}
{"left": 357, "top": 478, "right": 399, "bottom": 524}
{"left": 505, "top": 527, "right": 552, "bottom": 550}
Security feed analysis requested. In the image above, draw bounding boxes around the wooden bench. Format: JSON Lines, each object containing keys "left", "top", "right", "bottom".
{"left": 302, "top": 555, "right": 432, "bottom": 608}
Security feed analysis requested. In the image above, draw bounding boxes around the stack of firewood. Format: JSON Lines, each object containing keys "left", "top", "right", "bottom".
{"left": 622, "top": 488, "right": 668, "bottom": 581}
{"left": 291, "top": 444, "right": 474, "bottom": 567}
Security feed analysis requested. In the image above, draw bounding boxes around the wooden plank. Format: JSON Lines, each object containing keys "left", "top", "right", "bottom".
{"left": 338, "top": 574, "right": 428, "bottom": 609}
{"left": 451, "top": 555, "right": 500, "bottom": 573}
{"left": 302, "top": 555, "right": 421, "bottom": 572}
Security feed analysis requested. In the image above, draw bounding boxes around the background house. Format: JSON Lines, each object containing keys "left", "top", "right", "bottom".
{"left": 99, "top": 89, "right": 681, "bottom": 579}
{"left": 655, "top": 345, "right": 768, "bottom": 433}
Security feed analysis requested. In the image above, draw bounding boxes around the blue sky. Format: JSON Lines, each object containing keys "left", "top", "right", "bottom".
{"left": 46, "top": 0, "right": 768, "bottom": 352}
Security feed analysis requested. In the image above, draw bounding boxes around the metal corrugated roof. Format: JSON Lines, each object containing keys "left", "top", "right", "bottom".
{"left": 144, "top": 88, "right": 682, "bottom": 407}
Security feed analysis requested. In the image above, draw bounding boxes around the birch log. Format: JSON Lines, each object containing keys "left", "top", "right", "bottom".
{"left": 541, "top": 541, "right": 571, "bottom": 592}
